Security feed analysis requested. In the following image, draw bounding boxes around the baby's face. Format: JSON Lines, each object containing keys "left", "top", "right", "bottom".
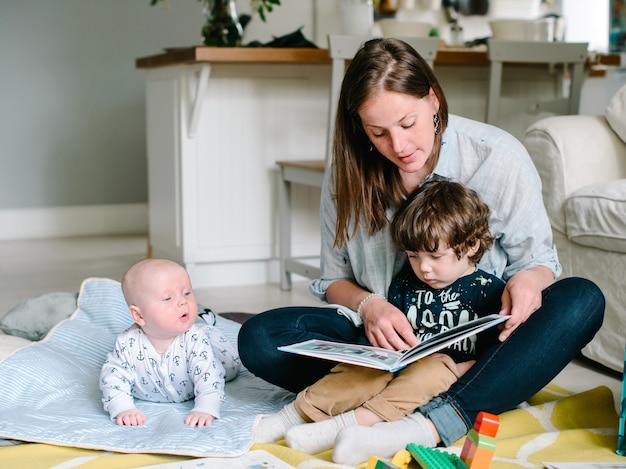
{"left": 135, "top": 263, "right": 198, "bottom": 341}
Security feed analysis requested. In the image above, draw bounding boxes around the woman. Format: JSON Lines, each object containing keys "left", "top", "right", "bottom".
{"left": 238, "top": 38, "right": 604, "bottom": 466}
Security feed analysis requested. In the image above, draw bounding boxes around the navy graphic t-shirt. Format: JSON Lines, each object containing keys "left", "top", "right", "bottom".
{"left": 387, "top": 264, "right": 506, "bottom": 362}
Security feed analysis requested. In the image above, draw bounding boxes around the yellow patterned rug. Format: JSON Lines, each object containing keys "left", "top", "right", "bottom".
{"left": 0, "top": 384, "right": 623, "bottom": 468}
{"left": 479, "top": 383, "right": 623, "bottom": 468}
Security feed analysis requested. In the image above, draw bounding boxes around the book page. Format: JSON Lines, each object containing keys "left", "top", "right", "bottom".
{"left": 398, "top": 314, "right": 508, "bottom": 364}
{"left": 279, "top": 339, "right": 404, "bottom": 370}
{"left": 278, "top": 314, "right": 509, "bottom": 372}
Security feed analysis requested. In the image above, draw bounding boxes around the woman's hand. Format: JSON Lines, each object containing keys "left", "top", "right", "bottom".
{"left": 498, "top": 266, "right": 554, "bottom": 341}
{"left": 326, "top": 280, "right": 418, "bottom": 351}
{"left": 360, "top": 295, "right": 419, "bottom": 351}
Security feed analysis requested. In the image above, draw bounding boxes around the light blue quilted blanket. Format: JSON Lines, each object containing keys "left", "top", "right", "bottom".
{"left": 0, "top": 278, "right": 294, "bottom": 457}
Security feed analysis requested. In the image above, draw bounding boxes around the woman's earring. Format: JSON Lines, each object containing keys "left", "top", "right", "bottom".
{"left": 433, "top": 114, "right": 440, "bottom": 135}
{"left": 369, "top": 142, "right": 374, "bottom": 152}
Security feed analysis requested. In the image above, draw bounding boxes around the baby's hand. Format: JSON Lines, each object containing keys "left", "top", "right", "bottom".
{"left": 115, "top": 409, "right": 147, "bottom": 426}
{"left": 185, "top": 410, "right": 215, "bottom": 427}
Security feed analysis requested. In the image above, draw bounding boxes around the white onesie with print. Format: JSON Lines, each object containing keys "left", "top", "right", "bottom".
{"left": 100, "top": 322, "right": 240, "bottom": 420}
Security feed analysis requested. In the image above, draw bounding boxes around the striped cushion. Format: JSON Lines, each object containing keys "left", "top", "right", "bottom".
{"left": 0, "top": 278, "right": 294, "bottom": 456}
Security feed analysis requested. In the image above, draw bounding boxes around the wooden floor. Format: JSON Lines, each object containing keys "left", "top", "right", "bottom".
{"left": 0, "top": 234, "right": 321, "bottom": 319}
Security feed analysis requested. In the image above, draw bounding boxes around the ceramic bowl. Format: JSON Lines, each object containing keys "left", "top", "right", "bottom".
{"left": 489, "top": 18, "right": 555, "bottom": 42}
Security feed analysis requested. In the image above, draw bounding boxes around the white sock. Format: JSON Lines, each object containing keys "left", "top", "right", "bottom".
{"left": 254, "top": 402, "right": 306, "bottom": 443}
{"left": 332, "top": 413, "right": 436, "bottom": 466}
{"left": 285, "top": 410, "right": 358, "bottom": 454}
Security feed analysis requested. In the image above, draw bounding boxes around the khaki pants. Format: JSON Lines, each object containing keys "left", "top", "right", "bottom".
{"left": 294, "top": 355, "right": 460, "bottom": 422}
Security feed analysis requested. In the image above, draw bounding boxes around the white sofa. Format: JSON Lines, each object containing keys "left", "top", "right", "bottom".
{"left": 522, "top": 84, "right": 626, "bottom": 373}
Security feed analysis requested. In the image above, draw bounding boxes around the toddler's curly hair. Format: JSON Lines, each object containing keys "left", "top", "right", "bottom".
{"left": 390, "top": 180, "right": 494, "bottom": 263}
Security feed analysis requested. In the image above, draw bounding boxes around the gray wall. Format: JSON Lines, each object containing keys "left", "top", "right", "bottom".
{"left": 0, "top": 0, "right": 608, "bottom": 212}
{"left": 0, "top": 0, "right": 318, "bottom": 211}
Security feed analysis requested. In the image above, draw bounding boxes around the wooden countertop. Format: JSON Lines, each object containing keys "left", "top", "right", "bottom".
{"left": 136, "top": 43, "right": 621, "bottom": 72}
{"left": 135, "top": 43, "right": 492, "bottom": 69}
{"left": 136, "top": 47, "right": 332, "bottom": 68}
{"left": 435, "top": 44, "right": 490, "bottom": 65}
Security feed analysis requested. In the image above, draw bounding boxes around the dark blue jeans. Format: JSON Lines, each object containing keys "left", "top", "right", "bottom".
{"left": 238, "top": 277, "right": 604, "bottom": 445}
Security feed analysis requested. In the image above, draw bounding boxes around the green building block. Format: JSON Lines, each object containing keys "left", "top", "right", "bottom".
{"left": 466, "top": 428, "right": 496, "bottom": 451}
{"left": 406, "top": 443, "right": 469, "bottom": 469}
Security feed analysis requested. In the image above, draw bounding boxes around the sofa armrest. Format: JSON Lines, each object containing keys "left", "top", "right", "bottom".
{"left": 523, "top": 115, "right": 626, "bottom": 235}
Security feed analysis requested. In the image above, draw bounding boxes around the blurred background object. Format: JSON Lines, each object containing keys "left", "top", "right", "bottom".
{"left": 610, "top": 0, "right": 626, "bottom": 52}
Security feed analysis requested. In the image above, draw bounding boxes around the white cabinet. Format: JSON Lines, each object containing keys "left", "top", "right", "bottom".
{"left": 140, "top": 50, "right": 331, "bottom": 287}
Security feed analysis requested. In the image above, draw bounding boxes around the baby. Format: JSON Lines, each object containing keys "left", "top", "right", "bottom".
{"left": 99, "top": 258, "right": 240, "bottom": 427}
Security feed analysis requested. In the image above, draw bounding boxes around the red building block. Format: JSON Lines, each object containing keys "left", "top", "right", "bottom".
{"left": 473, "top": 411, "right": 500, "bottom": 437}
{"left": 460, "top": 411, "right": 500, "bottom": 469}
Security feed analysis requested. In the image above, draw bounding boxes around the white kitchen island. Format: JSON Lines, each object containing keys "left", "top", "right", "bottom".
{"left": 137, "top": 47, "right": 331, "bottom": 288}
{"left": 136, "top": 44, "right": 595, "bottom": 288}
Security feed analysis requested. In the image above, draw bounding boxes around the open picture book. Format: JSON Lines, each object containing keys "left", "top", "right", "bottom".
{"left": 278, "top": 314, "right": 509, "bottom": 372}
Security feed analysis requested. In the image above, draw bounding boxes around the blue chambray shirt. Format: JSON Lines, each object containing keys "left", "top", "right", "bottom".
{"left": 310, "top": 115, "right": 561, "bottom": 325}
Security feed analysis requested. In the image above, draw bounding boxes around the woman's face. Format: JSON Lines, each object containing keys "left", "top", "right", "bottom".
{"left": 359, "top": 88, "right": 440, "bottom": 187}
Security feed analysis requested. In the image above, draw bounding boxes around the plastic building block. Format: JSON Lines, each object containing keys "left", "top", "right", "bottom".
{"left": 464, "top": 429, "right": 496, "bottom": 451}
{"left": 391, "top": 448, "right": 413, "bottom": 469}
{"left": 404, "top": 412, "right": 500, "bottom": 469}
{"left": 472, "top": 411, "right": 500, "bottom": 437}
{"left": 462, "top": 445, "right": 498, "bottom": 469}
{"left": 460, "top": 411, "right": 500, "bottom": 469}
{"left": 461, "top": 429, "right": 496, "bottom": 467}
{"left": 366, "top": 455, "right": 402, "bottom": 469}
{"left": 406, "top": 443, "right": 469, "bottom": 469}
{"left": 461, "top": 437, "right": 477, "bottom": 466}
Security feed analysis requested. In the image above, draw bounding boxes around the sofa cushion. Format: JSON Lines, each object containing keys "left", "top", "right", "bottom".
{"left": 606, "top": 84, "right": 626, "bottom": 144}
{"left": 564, "top": 179, "right": 626, "bottom": 253}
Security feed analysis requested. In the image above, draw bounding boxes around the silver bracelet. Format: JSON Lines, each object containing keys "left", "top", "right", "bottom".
{"left": 356, "top": 292, "right": 386, "bottom": 316}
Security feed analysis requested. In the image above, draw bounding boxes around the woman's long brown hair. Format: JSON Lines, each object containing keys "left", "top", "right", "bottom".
{"left": 332, "top": 38, "right": 449, "bottom": 248}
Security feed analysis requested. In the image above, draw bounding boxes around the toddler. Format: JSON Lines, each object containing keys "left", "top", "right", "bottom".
{"left": 255, "top": 180, "right": 505, "bottom": 453}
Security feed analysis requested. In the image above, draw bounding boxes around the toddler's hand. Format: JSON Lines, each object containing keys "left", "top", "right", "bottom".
{"left": 115, "top": 408, "right": 147, "bottom": 426}
{"left": 185, "top": 410, "right": 215, "bottom": 427}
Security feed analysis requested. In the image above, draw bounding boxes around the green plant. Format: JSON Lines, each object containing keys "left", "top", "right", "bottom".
{"left": 149, "top": 0, "right": 281, "bottom": 23}
{"left": 250, "top": 0, "right": 281, "bottom": 22}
